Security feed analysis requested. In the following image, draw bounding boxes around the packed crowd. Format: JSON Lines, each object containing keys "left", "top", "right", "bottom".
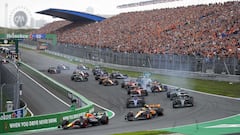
{"left": 30, "top": 1, "right": 240, "bottom": 59}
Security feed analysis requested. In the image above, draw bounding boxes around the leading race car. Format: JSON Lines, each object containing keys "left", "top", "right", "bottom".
{"left": 126, "top": 95, "right": 145, "bottom": 108}
{"left": 172, "top": 94, "right": 194, "bottom": 108}
{"left": 48, "top": 66, "right": 61, "bottom": 74}
{"left": 125, "top": 104, "right": 163, "bottom": 121}
{"left": 59, "top": 112, "right": 109, "bottom": 129}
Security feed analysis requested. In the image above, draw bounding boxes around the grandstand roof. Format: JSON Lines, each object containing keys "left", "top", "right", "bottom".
{"left": 36, "top": 8, "right": 106, "bottom": 23}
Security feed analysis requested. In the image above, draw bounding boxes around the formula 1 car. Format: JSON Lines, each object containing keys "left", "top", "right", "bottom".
{"left": 1, "top": 58, "right": 9, "bottom": 64}
{"left": 95, "top": 72, "right": 108, "bottom": 80}
{"left": 121, "top": 79, "right": 138, "bottom": 89}
{"left": 77, "top": 64, "right": 89, "bottom": 70}
{"left": 127, "top": 86, "right": 148, "bottom": 96}
{"left": 59, "top": 112, "right": 109, "bottom": 129}
{"left": 92, "top": 66, "right": 107, "bottom": 76}
{"left": 125, "top": 104, "right": 163, "bottom": 121}
{"left": 167, "top": 88, "right": 188, "bottom": 100}
{"left": 99, "top": 77, "right": 119, "bottom": 86}
{"left": 71, "top": 73, "right": 88, "bottom": 82}
{"left": 47, "top": 66, "right": 61, "bottom": 74}
{"left": 172, "top": 94, "right": 194, "bottom": 108}
{"left": 126, "top": 95, "right": 145, "bottom": 108}
{"left": 73, "top": 69, "right": 89, "bottom": 77}
{"left": 150, "top": 80, "right": 168, "bottom": 93}
{"left": 57, "top": 64, "right": 70, "bottom": 70}
{"left": 110, "top": 71, "right": 128, "bottom": 79}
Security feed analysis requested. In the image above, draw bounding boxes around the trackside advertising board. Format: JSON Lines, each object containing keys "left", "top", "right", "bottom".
{"left": 0, "top": 104, "right": 94, "bottom": 133}
{"left": 0, "top": 105, "right": 28, "bottom": 120}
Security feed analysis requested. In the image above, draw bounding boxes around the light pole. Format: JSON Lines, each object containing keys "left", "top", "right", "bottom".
{"left": 1, "top": 83, "right": 6, "bottom": 112}
{"left": 98, "top": 28, "right": 101, "bottom": 61}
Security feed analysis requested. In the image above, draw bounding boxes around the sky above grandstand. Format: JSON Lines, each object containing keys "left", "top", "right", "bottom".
{"left": 0, "top": 0, "right": 235, "bottom": 28}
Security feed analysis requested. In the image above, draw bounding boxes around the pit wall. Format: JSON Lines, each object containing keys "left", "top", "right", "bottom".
{"left": 0, "top": 62, "right": 94, "bottom": 133}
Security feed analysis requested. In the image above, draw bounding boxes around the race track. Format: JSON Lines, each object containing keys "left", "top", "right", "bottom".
{"left": 20, "top": 49, "right": 240, "bottom": 135}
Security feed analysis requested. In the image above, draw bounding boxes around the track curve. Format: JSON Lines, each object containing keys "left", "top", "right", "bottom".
{"left": 21, "top": 49, "right": 240, "bottom": 135}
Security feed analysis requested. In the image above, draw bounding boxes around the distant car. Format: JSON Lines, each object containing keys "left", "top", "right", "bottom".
{"left": 1, "top": 58, "right": 9, "bottom": 64}
{"left": 95, "top": 74, "right": 108, "bottom": 82}
{"left": 127, "top": 86, "right": 148, "bottom": 96}
{"left": 126, "top": 95, "right": 145, "bottom": 108}
{"left": 167, "top": 88, "right": 185, "bottom": 98}
{"left": 121, "top": 79, "right": 138, "bottom": 89}
{"left": 99, "top": 77, "right": 119, "bottom": 86}
{"left": 125, "top": 104, "right": 163, "bottom": 121}
{"left": 77, "top": 64, "right": 89, "bottom": 70}
{"left": 110, "top": 71, "right": 128, "bottom": 79}
{"left": 92, "top": 66, "right": 102, "bottom": 75}
{"left": 71, "top": 74, "right": 88, "bottom": 82}
{"left": 58, "top": 112, "right": 109, "bottom": 129}
{"left": 150, "top": 80, "right": 168, "bottom": 93}
{"left": 172, "top": 94, "right": 194, "bottom": 108}
{"left": 57, "top": 64, "right": 70, "bottom": 70}
{"left": 48, "top": 66, "right": 61, "bottom": 74}
{"left": 94, "top": 69, "right": 108, "bottom": 77}
{"left": 73, "top": 69, "right": 89, "bottom": 77}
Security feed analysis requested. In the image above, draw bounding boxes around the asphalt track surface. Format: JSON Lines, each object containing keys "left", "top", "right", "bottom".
{"left": 20, "top": 49, "right": 240, "bottom": 135}
{"left": 1, "top": 60, "right": 69, "bottom": 115}
{"left": 20, "top": 69, "right": 70, "bottom": 115}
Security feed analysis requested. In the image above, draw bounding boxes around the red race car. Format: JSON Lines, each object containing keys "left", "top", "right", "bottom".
{"left": 59, "top": 112, "right": 109, "bottom": 129}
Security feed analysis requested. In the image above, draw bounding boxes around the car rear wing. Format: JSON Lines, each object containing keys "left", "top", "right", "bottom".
{"left": 147, "top": 104, "right": 161, "bottom": 108}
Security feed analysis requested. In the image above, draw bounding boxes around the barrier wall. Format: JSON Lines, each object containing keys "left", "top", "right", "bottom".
{"left": 0, "top": 101, "right": 28, "bottom": 120}
{"left": 0, "top": 62, "right": 95, "bottom": 133}
{"left": 0, "top": 105, "right": 94, "bottom": 133}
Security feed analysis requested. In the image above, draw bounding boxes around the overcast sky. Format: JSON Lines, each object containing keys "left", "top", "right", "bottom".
{"left": 0, "top": 0, "right": 235, "bottom": 28}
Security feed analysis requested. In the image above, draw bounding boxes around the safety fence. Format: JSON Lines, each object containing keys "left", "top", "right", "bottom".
{"left": 0, "top": 62, "right": 96, "bottom": 133}
{"left": 24, "top": 45, "right": 239, "bottom": 83}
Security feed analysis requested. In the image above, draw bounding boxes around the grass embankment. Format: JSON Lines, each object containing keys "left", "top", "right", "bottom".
{"left": 38, "top": 50, "right": 240, "bottom": 98}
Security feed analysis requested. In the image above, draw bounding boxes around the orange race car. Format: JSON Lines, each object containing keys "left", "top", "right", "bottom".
{"left": 125, "top": 104, "right": 163, "bottom": 121}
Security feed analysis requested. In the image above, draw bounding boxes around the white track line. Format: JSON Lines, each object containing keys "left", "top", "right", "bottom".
{"left": 19, "top": 69, "right": 71, "bottom": 116}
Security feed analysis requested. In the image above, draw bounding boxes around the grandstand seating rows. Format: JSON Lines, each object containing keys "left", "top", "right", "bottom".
{"left": 30, "top": 1, "right": 240, "bottom": 60}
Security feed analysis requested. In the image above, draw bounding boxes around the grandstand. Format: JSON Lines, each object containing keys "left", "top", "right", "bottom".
{"left": 26, "top": 1, "right": 240, "bottom": 74}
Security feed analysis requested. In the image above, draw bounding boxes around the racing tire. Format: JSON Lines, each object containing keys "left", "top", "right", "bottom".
{"left": 156, "top": 108, "right": 164, "bottom": 116}
{"left": 61, "top": 120, "right": 69, "bottom": 129}
{"left": 126, "top": 112, "right": 134, "bottom": 121}
{"left": 114, "top": 80, "right": 119, "bottom": 85}
{"left": 100, "top": 115, "right": 109, "bottom": 125}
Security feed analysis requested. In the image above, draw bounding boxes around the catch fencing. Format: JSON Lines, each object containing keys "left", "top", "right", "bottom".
{"left": 46, "top": 43, "right": 240, "bottom": 75}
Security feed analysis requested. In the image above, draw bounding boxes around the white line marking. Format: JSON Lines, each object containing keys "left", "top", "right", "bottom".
{"left": 19, "top": 69, "right": 70, "bottom": 108}
{"left": 205, "top": 124, "right": 240, "bottom": 128}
